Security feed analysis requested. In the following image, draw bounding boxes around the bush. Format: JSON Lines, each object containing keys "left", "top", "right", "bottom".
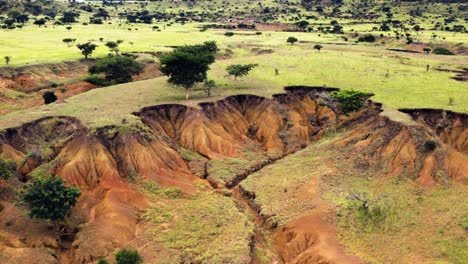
{"left": 21, "top": 176, "right": 81, "bottom": 222}
{"left": 115, "top": 248, "right": 142, "bottom": 264}
{"left": 330, "top": 90, "right": 369, "bottom": 114}
{"left": 287, "top": 36, "right": 298, "bottom": 45}
{"left": 97, "top": 258, "right": 109, "bottom": 264}
{"left": 84, "top": 75, "right": 111, "bottom": 87}
{"left": 432, "top": 47, "right": 454, "bottom": 55}
{"left": 358, "top": 34, "right": 376, "bottom": 42}
{"left": 89, "top": 55, "right": 144, "bottom": 84}
{"left": 344, "top": 193, "right": 400, "bottom": 232}
{"left": 42, "top": 91, "right": 57, "bottom": 104}
{"left": 424, "top": 140, "right": 437, "bottom": 151}
{"left": 226, "top": 64, "right": 258, "bottom": 80}
{"left": 224, "top": 31, "right": 235, "bottom": 37}
{"left": 0, "top": 157, "right": 16, "bottom": 180}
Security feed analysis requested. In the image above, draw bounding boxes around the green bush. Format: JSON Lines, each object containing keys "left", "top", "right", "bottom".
{"left": 432, "top": 47, "right": 454, "bottom": 55}
{"left": 115, "top": 248, "right": 142, "bottom": 264}
{"left": 287, "top": 36, "right": 298, "bottom": 45}
{"left": 21, "top": 176, "right": 81, "bottom": 221}
{"left": 330, "top": 90, "right": 369, "bottom": 114}
{"left": 358, "top": 34, "right": 376, "bottom": 42}
{"left": 345, "top": 196, "right": 399, "bottom": 232}
{"left": 42, "top": 91, "right": 57, "bottom": 104}
{"left": 0, "top": 157, "right": 16, "bottom": 180}
{"left": 224, "top": 31, "right": 235, "bottom": 37}
{"left": 424, "top": 140, "right": 437, "bottom": 151}
{"left": 161, "top": 186, "right": 183, "bottom": 199}
{"left": 97, "top": 258, "right": 109, "bottom": 264}
{"left": 84, "top": 75, "right": 111, "bottom": 87}
{"left": 89, "top": 55, "right": 144, "bottom": 84}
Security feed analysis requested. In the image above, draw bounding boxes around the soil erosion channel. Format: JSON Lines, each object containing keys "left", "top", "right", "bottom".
{"left": 0, "top": 86, "right": 466, "bottom": 263}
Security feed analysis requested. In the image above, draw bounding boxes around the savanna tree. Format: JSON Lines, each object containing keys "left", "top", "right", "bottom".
{"left": 160, "top": 41, "right": 219, "bottom": 100}
{"left": 62, "top": 38, "right": 76, "bottom": 47}
{"left": 105, "top": 40, "right": 123, "bottom": 55}
{"left": 76, "top": 42, "right": 98, "bottom": 59}
{"left": 226, "top": 64, "right": 258, "bottom": 80}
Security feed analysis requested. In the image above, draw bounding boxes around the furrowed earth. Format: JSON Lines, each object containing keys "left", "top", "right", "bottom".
{"left": 0, "top": 1, "right": 467, "bottom": 264}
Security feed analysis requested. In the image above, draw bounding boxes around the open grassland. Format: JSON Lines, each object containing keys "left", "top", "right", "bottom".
{"left": 323, "top": 171, "right": 468, "bottom": 264}
{"left": 0, "top": 23, "right": 466, "bottom": 130}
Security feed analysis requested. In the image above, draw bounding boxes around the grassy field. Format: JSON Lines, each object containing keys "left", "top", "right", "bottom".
{"left": 0, "top": 23, "right": 466, "bottom": 130}
{"left": 136, "top": 180, "right": 254, "bottom": 263}
{"left": 323, "top": 169, "right": 468, "bottom": 264}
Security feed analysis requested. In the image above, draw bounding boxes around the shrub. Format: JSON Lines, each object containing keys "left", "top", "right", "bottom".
{"left": 330, "top": 90, "right": 369, "bottom": 114}
{"left": 0, "top": 157, "right": 16, "bottom": 180}
{"left": 358, "top": 34, "right": 376, "bottom": 42}
{"left": 84, "top": 75, "right": 111, "bottom": 86}
{"left": 21, "top": 176, "right": 81, "bottom": 222}
{"left": 226, "top": 64, "right": 258, "bottom": 80}
{"left": 224, "top": 31, "right": 235, "bottom": 37}
{"left": 42, "top": 91, "right": 57, "bottom": 104}
{"left": 287, "top": 36, "right": 298, "bottom": 45}
{"left": 344, "top": 193, "right": 400, "bottom": 232}
{"left": 432, "top": 47, "right": 454, "bottom": 55}
{"left": 161, "top": 186, "right": 183, "bottom": 199}
{"left": 115, "top": 248, "right": 142, "bottom": 264}
{"left": 424, "top": 140, "right": 437, "bottom": 151}
{"left": 89, "top": 55, "right": 144, "bottom": 84}
{"left": 97, "top": 258, "right": 109, "bottom": 264}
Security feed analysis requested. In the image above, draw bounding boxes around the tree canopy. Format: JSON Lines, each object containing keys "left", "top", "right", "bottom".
{"left": 76, "top": 42, "right": 98, "bottom": 59}
{"left": 226, "top": 64, "right": 258, "bottom": 80}
{"left": 21, "top": 176, "right": 81, "bottom": 222}
{"left": 89, "top": 55, "right": 144, "bottom": 84}
{"left": 160, "top": 41, "right": 218, "bottom": 99}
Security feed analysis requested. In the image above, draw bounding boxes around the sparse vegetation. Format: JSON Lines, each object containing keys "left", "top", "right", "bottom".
{"left": 0, "top": 157, "right": 16, "bottom": 180}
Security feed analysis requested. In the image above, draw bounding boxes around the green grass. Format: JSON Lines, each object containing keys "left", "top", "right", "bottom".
{"left": 240, "top": 138, "right": 336, "bottom": 225}
{"left": 0, "top": 22, "right": 466, "bottom": 131}
{"left": 322, "top": 160, "right": 468, "bottom": 264}
{"left": 207, "top": 145, "right": 269, "bottom": 186}
{"left": 140, "top": 184, "right": 254, "bottom": 264}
